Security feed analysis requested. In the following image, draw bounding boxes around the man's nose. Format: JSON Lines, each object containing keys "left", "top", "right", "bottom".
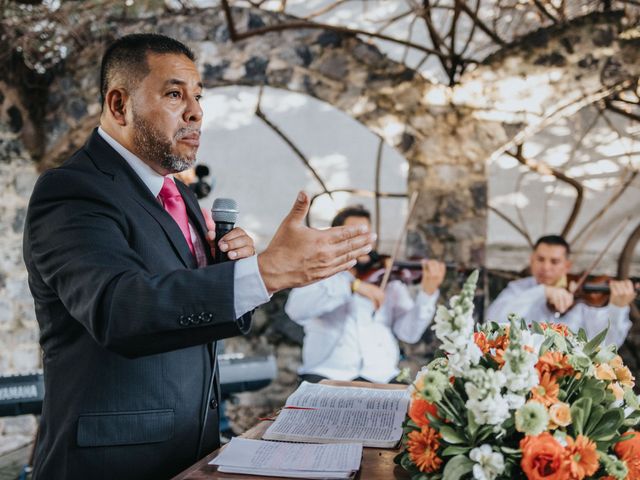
{"left": 184, "top": 96, "right": 203, "bottom": 123}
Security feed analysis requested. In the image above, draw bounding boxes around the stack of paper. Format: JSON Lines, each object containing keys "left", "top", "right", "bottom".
{"left": 209, "top": 437, "right": 362, "bottom": 479}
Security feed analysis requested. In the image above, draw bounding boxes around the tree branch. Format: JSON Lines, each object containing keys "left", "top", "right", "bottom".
{"left": 458, "top": 0, "right": 506, "bottom": 46}
{"left": 220, "top": 0, "right": 472, "bottom": 63}
{"left": 507, "top": 146, "right": 584, "bottom": 238}
{"left": 488, "top": 205, "right": 534, "bottom": 247}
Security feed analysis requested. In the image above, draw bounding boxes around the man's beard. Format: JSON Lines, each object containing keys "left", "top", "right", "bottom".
{"left": 132, "top": 110, "right": 198, "bottom": 174}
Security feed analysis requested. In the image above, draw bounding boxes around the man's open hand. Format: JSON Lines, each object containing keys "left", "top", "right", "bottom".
{"left": 258, "top": 192, "right": 375, "bottom": 294}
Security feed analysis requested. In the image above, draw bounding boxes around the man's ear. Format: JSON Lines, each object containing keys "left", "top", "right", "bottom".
{"left": 104, "top": 88, "right": 129, "bottom": 126}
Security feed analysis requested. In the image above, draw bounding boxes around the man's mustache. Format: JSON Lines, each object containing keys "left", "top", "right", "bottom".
{"left": 175, "top": 127, "right": 201, "bottom": 140}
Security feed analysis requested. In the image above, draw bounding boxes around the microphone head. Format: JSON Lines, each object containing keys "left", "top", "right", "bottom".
{"left": 211, "top": 198, "right": 238, "bottom": 224}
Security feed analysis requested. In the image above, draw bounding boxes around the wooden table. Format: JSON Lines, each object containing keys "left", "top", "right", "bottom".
{"left": 172, "top": 380, "right": 411, "bottom": 480}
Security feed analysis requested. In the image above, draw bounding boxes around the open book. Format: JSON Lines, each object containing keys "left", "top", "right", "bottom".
{"left": 262, "top": 381, "right": 410, "bottom": 448}
{"left": 210, "top": 437, "right": 362, "bottom": 479}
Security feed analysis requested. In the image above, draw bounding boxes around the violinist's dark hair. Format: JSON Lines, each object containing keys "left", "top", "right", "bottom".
{"left": 331, "top": 205, "right": 371, "bottom": 227}
{"left": 534, "top": 235, "right": 570, "bottom": 256}
{"left": 100, "top": 33, "right": 195, "bottom": 107}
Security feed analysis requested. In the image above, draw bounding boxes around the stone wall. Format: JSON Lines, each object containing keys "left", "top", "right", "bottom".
{"left": 0, "top": 122, "right": 40, "bottom": 454}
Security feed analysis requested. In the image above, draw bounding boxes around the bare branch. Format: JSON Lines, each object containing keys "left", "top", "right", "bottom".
{"left": 507, "top": 146, "right": 584, "bottom": 238}
{"left": 570, "top": 170, "right": 639, "bottom": 246}
{"left": 458, "top": 0, "right": 506, "bottom": 46}
{"left": 254, "top": 94, "right": 333, "bottom": 200}
{"left": 532, "top": 0, "right": 559, "bottom": 23}
{"left": 220, "top": 0, "right": 472, "bottom": 63}
{"left": 303, "top": 0, "right": 347, "bottom": 20}
{"left": 488, "top": 205, "right": 534, "bottom": 247}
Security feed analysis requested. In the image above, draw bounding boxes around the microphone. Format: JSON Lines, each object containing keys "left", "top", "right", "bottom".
{"left": 211, "top": 198, "right": 238, "bottom": 263}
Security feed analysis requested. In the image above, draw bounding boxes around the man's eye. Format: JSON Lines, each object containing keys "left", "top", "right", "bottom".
{"left": 168, "top": 91, "right": 181, "bottom": 99}
{"left": 195, "top": 95, "right": 202, "bottom": 102}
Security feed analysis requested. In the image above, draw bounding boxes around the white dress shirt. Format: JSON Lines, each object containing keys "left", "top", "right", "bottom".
{"left": 97, "top": 127, "right": 269, "bottom": 319}
{"left": 285, "top": 271, "right": 439, "bottom": 383}
{"left": 486, "top": 276, "right": 631, "bottom": 347}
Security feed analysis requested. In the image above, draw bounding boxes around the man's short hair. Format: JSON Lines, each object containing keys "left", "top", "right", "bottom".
{"left": 100, "top": 33, "right": 195, "bottom": 106}
{"left": 534, "top": 235, "right": 571, "bottom": 256}
{"left": 331, "top": 205, "right": 371, "bottom": 227}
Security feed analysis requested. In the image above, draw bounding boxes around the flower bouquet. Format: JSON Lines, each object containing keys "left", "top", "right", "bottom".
{"left": 396, "top": 271, "right": 640, "bottom": 480}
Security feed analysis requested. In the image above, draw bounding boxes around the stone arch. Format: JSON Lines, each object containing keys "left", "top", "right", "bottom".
{"left": 28, "top": 6, "right": 640, "bottom": 264}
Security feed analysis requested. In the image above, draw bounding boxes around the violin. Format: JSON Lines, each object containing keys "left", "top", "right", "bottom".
{"left": 354, "top": 251, "right": 423, "bottom": 285}
{"left": 563, "top": 273, "right": 639, "bottom": 309}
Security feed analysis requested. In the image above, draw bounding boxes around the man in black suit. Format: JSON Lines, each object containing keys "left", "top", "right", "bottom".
{"left": 23, "top": 34, "right": 374, "bottom": 479}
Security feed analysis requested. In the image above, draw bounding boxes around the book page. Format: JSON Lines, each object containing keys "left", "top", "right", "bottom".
{"left": 210, "top": 437, "right": 362, "bottom": 472}
{"left": 285, "top": 381, "right": 409, "bottom": 413}
{"left": 263, "top": 406, "right": 406, "bottom": 444}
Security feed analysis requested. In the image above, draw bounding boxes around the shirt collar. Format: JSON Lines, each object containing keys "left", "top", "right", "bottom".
{"left": 97, "top": 126, "right": 172, "bottom": 197}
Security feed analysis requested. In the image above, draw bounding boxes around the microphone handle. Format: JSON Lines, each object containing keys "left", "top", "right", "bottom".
{"left": 214, "top": 221, "right": 235, "bottom": 263}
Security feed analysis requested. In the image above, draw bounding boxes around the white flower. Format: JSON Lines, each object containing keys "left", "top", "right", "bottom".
{"left": 515, "top": 401, "right": 549, "bottom": 436}
{"left": 503, "top": 392, "right": 526, "bottom": 410}
{"left": 520, "top": 331, "right": 545, "bottom": 355}
{"left": 467, "top": 395, "right": 510, "bottom": 426}
{"left": 470, "top": 444, "right": 505, "bottom": 480}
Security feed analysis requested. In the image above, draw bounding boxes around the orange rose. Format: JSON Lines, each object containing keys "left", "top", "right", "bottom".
{"left": 407, "top": 425, "right": 442, "bottom": 473}
{"left": 521, "top": 433, "right": 570, "bottom": 480}
{"left": 409, "top": 397, "right": 438, "bottom": 428}
{"left": 614, "top": 431, "right": 640, "bottom": 479}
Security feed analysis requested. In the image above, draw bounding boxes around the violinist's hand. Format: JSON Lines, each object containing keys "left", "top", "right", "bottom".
{"left": 610, "top": 279, "right": 636, "bottom": 307}
{"left": 258, "top": 192, "right": 375, "bottom": 294}
{"left": 421, "top": 260, "right": 446, "bottom": 295}
{"left": 354, "top": 282, "right": 385, "bottom": 310}
{"left": 545, "top": 286, "right": 574, "bottom": 314}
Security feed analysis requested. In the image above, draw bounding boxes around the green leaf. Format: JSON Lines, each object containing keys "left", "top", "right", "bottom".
{"left": 571, "top": 397, "right": 592, "bottom": 436}
{"left": 577, "top": 328, "right": 588, "bottom": 342}
{"left": 438, "top": 425, "right": 466, "bottom": 444}
{"left": 466, "top": 410, "right": 479, "bottom": 439}
{"left": 532, "top": 322, "right": 544, "bottom": 335}
{"left": 589, "top": 410, "right": 624, "bottom": 441}
{"left": 442, "top": 454, "right": 474, "bottom": 480}
{"left": 584, "top": 405, "right": 604, "bottom": 436}
{"left": 500, "top": 446, "right": 521, "bottom": 456}
{"left": 441, "top": 445, "right": 472, "bottom": 457}
{"left": 584, "top": 325, "right": 609, "bottom": 356}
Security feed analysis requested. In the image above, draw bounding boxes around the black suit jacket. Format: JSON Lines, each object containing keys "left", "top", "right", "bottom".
{"left": 23, "top": 129, "right": 250, "bottom": 479}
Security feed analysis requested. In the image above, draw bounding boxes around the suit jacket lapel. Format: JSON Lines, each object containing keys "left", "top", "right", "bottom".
{"left": 83, "top": 129, "right": 197, "bottom": 269}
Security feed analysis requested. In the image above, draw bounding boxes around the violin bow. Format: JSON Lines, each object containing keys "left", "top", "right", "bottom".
{"left": 571, "top": 216, "right": 631, "bottom": 293}
{"left": 379, "top": 191, "right": 420, "bottom": 291}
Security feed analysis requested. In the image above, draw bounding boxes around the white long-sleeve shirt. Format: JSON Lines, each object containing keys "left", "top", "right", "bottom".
{"left": 486, "top": 276, "right": 631, "bottom": 347}
{"left": 285, "top": 272, "right": 439, "bottom": 383}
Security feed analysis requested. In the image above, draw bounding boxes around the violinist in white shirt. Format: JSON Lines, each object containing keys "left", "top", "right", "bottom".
{"left": 486, "top": 235, "right": 635, "bottom": 347}
{"left": 285, "top": 205, "right": 446, "bottom": 383}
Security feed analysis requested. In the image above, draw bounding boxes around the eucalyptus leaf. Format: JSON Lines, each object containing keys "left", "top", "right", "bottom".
{"left": 584, "top": 325, "right": 609, "bottom": 356}
{"left": 438, "top": 425, "right": 466, "bottom": 444}
{"left": 442, "top": 455, "right": 474, "bottom": 480}
{"left": 441, "top": 445, "right": 472, "bottom": 457}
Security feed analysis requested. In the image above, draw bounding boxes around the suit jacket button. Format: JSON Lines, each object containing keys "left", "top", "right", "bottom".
{"left": 209, "top": 398, "right": 217, "bottom": 409}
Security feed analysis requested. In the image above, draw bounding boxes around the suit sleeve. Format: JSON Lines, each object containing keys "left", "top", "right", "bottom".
{"left": 25, "top": 169, "right": 247, "bottom": 358}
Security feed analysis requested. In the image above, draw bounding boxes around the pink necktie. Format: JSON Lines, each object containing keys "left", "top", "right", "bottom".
{"left": 158, "top": 177, "right": 195, "bottom": 256}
